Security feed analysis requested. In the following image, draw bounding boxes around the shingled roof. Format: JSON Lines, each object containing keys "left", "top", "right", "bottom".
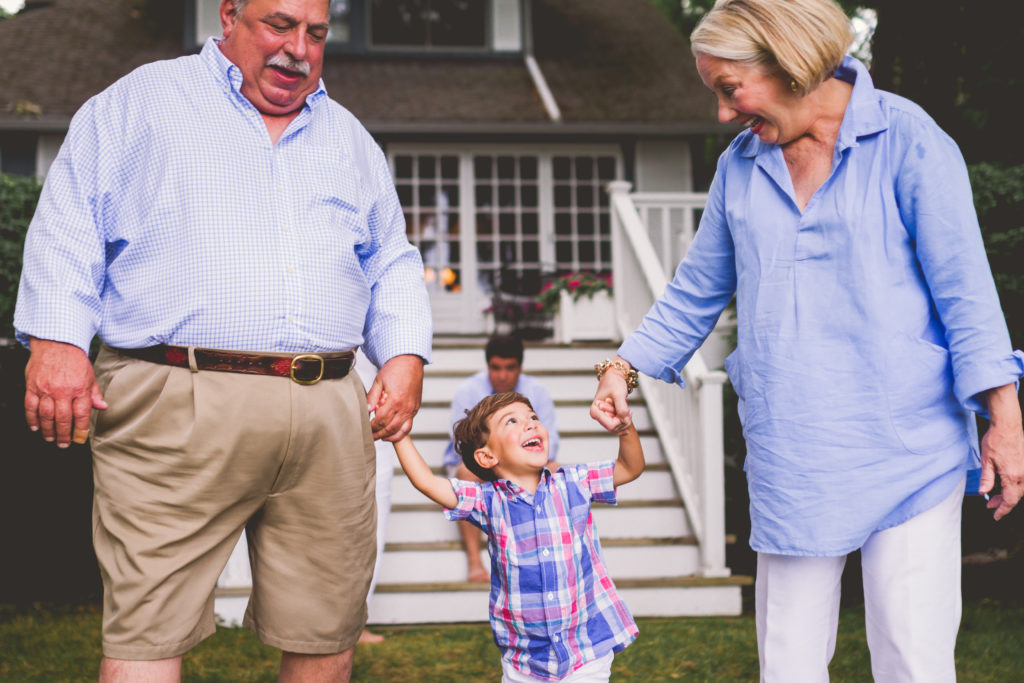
{"left": 0, "top": 0, "right": 719, "bottom": 134}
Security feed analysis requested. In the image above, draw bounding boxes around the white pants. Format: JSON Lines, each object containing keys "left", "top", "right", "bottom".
{"left": 756, "top": 478, "right": 964, "bottom": 683}
{"left": 501, "top": 652, "right": 614, "bottom": 683}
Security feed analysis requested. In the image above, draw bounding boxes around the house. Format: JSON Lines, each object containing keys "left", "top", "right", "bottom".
{"left": 1, "top": 0, "right": 748, "bottom": 619}
{"left": 0, "top": 0, "right": 728, "bottom": 335}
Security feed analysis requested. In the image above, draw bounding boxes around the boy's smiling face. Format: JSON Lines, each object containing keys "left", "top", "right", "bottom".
{"left": 476, "top": 401, "right": 550, "bottom": 484}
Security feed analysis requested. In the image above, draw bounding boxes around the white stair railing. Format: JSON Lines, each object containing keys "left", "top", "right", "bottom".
{"left": 607, "top": 181, "right": 730, "bottom": 578}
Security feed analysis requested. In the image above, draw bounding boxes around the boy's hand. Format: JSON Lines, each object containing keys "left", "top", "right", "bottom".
{"left": 593, "top": 397, "right": 631, "bottom": 435}
{"left": 591, "top": 356, "right": 634, "bottom": 433}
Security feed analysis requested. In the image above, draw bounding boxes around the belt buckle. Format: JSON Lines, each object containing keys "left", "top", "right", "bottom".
{"left": 290, "top": 354, "right": 325, "bottom": 385}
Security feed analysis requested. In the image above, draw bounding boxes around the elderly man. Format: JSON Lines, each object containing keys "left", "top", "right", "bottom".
{"left": 14, "top": 0, "right": 430, "bottom": 681}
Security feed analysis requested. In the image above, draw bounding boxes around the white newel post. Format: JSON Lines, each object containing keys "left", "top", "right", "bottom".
{"left": 606, "top": 180, "right": 633, "bottom": 339}
{"left": 698, "top": 370, "right": 731, "bottom": 577}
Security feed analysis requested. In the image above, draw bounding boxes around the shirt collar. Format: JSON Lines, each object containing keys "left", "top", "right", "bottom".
{"left": 199, "top": 37, "right": 329, "bottom": 111}
{"left": 496, "top": 467, "right": 552, "bottom": 502}
{"left": 738, "top": 55, "right": 888, "bottom": 158}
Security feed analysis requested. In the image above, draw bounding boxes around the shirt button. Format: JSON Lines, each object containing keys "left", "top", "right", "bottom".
{"left": 287, "top": 315, "right": 295, "bottom": 323}
{"left": 547, "top": 592, "right": 554, "bottom": 600}
{"left": 553, "top": 635, "right": 560, "bottom": 643}
{"left": 283, "top": 225, "right": 290, "bottom": 232}
{"left": 542, "top": 549, "right": 550, "bottom": 557}
{"left": 287, "top": 266, "right": 295, "bottom": 274}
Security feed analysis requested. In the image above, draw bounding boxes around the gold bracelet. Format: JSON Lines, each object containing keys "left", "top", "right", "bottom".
{"left": 594, "top": 358, "right": 639, "bottom": 395}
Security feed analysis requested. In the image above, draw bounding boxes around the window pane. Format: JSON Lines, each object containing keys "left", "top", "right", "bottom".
{"left": 520, "top": 157, "right": 538, "bottom": 180}
{"left": 474, "top": 156, "right": 492, "bottom": 179}
{"left": 553, "top": 156, "right": 571, "bottom": 180}
{"left": 498, "top": 185, "right": 516, "bottom": 208}
{"left": 576, "top": 185, "right": 594, "bottom": 207}
{"left": 555, "top": 213, "right": 572, "bottom": 235}
{"left": 522, "top": 240, "right": 539, "bottom": 263}
{"left": 372, "top": 0, "right": 485, "bottom": 48}
{"left": 429, "top": 0, "right": 486, "bottom": 47}
{"left": 521, "top": 184, "right": 538, "bottom": 208}
{"left": 396, "top": 184, "right": 412, "bottom": 206}
{"left": 497, "top": 156, "right": 516, "bottom": 180}
{"left": 578, "top": 213, "right": 594, "bottom": 235}
{"left": 394, "top": 155, "right": 414, "bottom": 179}
{"left": 475, "top": 185, "right": 493, "bottom": 207}
{"left": 522, "top": 213, "right": 538, "bottom": 235}
{"left": 597, "top": 156, "right": 617, "bottom": 180}
{"left": 440, "top": 155, "right": 459, "bottom": 178}
{"left": 371, "top": 0, "right": 427, "bottom": 46}
{"left": 575, "top": 156, "right": 594, "bottom": 181}
{"left": 418, "top": 156, "right": 436, "bottom": 179}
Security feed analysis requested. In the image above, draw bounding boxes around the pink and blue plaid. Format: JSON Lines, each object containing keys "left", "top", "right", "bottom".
{"left": 446, "top": 461, "right": 638, "bottom": 681}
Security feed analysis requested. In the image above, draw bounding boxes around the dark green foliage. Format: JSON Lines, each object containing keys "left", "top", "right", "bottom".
{"left": 0, "top": 174, "right": 41, "bottom": 339}
{"left": 969, "top": 163, "right": 1024, "bottom": 349}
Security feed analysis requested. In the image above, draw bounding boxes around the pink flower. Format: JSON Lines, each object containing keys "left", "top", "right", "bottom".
{"left": 568, "top": 280, "right": 581, "bottom": 290}
{"left": 541, "top": 282, "right": 554, "bottom": 292}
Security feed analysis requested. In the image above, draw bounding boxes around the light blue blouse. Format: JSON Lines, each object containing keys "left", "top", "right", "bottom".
{"left": 619, "top": 57, "right": 1024, "bottom": 556}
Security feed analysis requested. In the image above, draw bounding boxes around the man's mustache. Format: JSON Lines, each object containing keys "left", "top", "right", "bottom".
{"left": 266, "top": 53, "right": 311, "bottom": 76}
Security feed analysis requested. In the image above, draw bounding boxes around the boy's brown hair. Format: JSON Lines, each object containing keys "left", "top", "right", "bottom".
{"left": 453, "top": 391, "right": 534, "bottom": 481}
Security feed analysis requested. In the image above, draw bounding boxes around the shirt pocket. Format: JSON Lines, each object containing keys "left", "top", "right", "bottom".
{"left": 883, "top": 333, "right": 963, "bottom": 454}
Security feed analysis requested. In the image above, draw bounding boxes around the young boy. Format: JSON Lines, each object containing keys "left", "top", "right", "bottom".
{"left": 393, "top": 391, "right": 644, "bottom": 682}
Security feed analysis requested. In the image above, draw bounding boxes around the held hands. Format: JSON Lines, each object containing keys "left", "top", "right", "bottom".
{"left": 366, "top": 354, "right": 424, "bottom": 441}
{"left": 24, "top": 338, "right": 108, "bottom": 448}
{"left": 590, "top": 356, "right": 634, "bottom": 434}
{"left": 979, "top": 383, "right": 1024, "bottom": 520}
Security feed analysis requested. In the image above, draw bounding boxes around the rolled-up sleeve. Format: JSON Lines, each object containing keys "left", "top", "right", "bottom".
{"left": 14, "top": 97, "right": 113, "bottom": 353}
{"left": 358, "top": 142, "right": 433, "bottom": 368}
{"left": 618, "top": 156, "right": 737, "bottom": 386}
{"left": 895, "top": 120, "right": 1024, "bottom": 414}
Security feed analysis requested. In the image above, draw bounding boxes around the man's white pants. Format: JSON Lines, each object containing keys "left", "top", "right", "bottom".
{"left": 756, "top": 478, "right": 964, "bottom": 683}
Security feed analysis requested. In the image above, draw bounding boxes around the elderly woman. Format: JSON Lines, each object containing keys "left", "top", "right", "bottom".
{"left": 592, "top": 0, "right": 1024, "bottom": 680}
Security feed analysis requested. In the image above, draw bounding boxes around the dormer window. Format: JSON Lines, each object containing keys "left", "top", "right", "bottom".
{"left": 189, "top": 0, "right": 522, "bottom": 54}
{"left": 370, "top": 0, "right": 486, "bottom": 49}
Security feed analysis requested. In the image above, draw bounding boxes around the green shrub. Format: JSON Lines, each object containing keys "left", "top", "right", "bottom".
{"left": 0, "top": 173, "right": 41, "bottom": 339}
{"left": 969, "top": 162, "right": 1024, "bottom": 348}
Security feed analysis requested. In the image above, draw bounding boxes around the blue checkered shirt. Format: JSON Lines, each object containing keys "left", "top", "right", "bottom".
{"left": 15, "top": 38, "right": 431, "bottom": 367}
{"left": 445, "top": 462, "right": 638, "bottom": 681}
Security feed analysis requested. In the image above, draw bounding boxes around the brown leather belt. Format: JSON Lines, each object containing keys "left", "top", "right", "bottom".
{"left": 112, "top": 345, "right": 355, "bottom": 385}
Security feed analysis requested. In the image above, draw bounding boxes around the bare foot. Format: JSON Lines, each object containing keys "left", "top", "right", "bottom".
{"left": 357, "top": 629, "right": 385, "bottom": 644}
{"left": 468, "top": 565, "right": 489, "bottom": 582}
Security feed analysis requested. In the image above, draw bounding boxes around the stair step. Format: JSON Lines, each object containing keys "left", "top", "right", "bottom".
{"left": 375, "top": 543, "right": 702, "bottom": 584}
{"left": 385, "top": 502, "right": 693, "bottom": 543}
{"left": 389, "top": 468, "right": 680, "bottom": 505}
{"left": 423, "top": 375, "right": 623, "bottom": 402}
{"left": 391, "top": 434, "right": 666, "bottom": 468}
{"left": 413, "top": 403, "right": 652, "bottom": 433}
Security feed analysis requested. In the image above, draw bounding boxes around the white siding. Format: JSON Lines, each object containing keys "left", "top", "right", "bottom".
{"left": 635, "top": 139, "right": 693, "bottom": 192}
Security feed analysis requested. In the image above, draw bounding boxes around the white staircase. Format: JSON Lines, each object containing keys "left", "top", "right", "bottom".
{"left": 214, "top": 338, "right": 748, "bottom": 626}
{"left": 368, "top": 339, "right": 747, "bottom": 624}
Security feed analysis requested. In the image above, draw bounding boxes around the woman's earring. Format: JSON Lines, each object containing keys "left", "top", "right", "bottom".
{"left": 789, "top": 79, "right": 799, "bottom": 93}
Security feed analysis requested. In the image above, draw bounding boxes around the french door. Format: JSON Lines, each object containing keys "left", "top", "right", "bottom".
{"left": 390, "top": 144, "right": 621, "bottom": 334}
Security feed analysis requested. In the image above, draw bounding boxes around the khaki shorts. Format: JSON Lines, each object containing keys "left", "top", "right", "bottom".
{"left": 90, "top": 346, "right": 377, "bottom": 660}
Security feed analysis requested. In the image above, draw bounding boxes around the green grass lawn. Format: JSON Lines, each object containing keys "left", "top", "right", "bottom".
{"left": 2, "top": 600, "right": 1023, "bottom": 682}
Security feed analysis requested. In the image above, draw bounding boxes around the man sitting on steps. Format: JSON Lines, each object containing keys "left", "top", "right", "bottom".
{"left": 443, "top": 335, "right": 560, "bottom": 581}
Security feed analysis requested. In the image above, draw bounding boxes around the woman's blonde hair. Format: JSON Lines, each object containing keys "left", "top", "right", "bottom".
{"left": 690, "top": 0, "right": 853, "bottom": 95}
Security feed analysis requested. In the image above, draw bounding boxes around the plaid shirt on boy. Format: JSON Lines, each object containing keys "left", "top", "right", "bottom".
{"left": 445, "top": 461, "right": 638, "bottom": 681}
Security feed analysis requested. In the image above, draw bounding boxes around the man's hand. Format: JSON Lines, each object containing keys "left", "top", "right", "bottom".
{"left": 590, "top": 356, "right": 633, "bottom": 434}
{"left": 24, "top": 338, "right": 108, "bottom": 448}
{"left": 979, "top": 383, "right": 1024, "bottom": 520}
{"left": 365, "top": 354, "right": 424, "bottom": 442}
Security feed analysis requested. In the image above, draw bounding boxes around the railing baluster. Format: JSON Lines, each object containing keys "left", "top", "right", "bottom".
{"left": 605, "top": 182, "right": 729, "bottom": 578}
